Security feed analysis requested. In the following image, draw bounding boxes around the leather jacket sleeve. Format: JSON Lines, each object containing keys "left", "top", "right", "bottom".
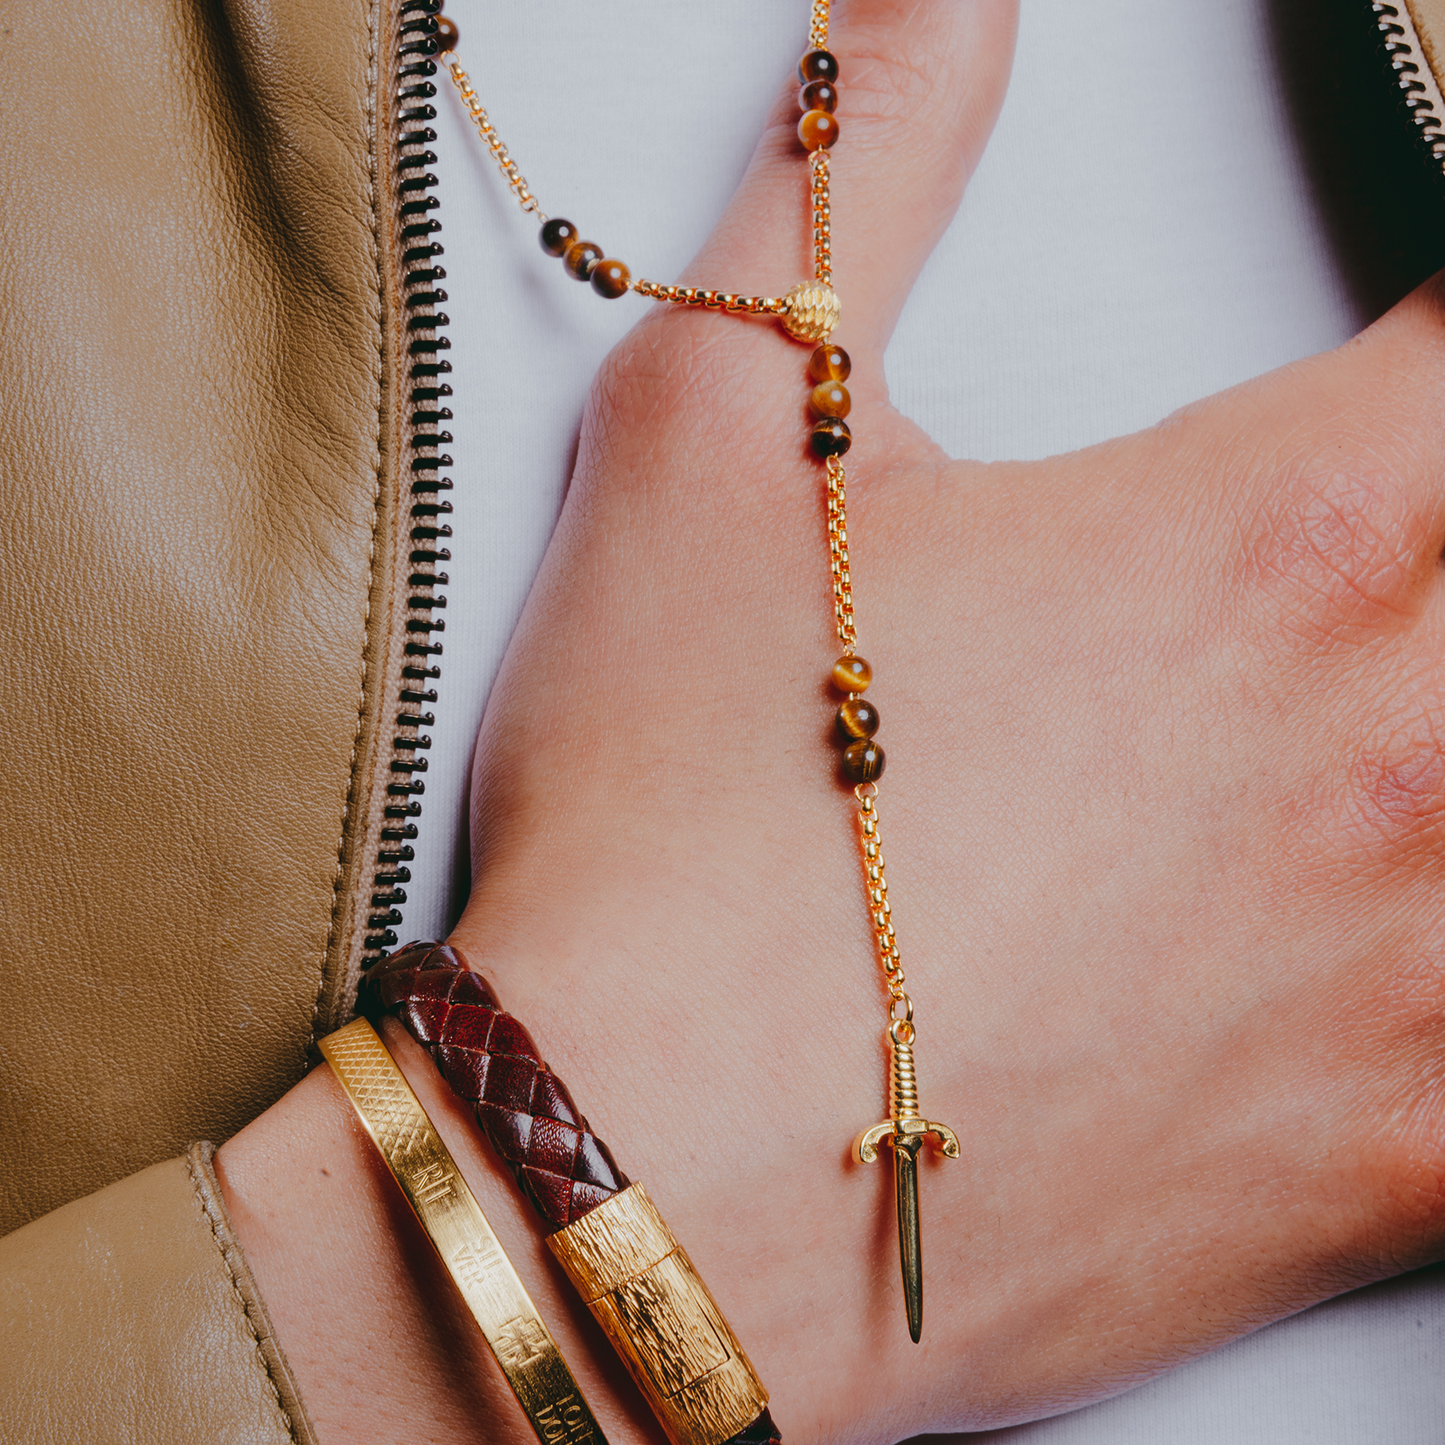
{"left": 0, "top": 0, "right": 389, "bottom": 1234}
{"left": 0, "top": 1145, "right": 316, "bottom": 1445}
{"left": 0, "top": 0, "right": 406, "bottom": 1432}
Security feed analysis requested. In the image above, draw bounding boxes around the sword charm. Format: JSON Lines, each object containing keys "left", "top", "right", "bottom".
{"left": 855, "top": 1017, "right": 959, "bottom": 1343}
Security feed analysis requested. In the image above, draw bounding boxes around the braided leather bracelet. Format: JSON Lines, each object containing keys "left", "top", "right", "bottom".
{"left": 360, "top": 941, "right": 780, "bottom": 1445}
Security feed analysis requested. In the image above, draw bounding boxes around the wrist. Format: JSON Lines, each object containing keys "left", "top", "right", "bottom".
{"left": 214, "top": 1020, "right": 657, "bottom": 1445}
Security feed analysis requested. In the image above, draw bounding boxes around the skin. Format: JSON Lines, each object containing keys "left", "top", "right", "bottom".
{"left": 218, "top": 0, "right": 1445, "bottom": 1438}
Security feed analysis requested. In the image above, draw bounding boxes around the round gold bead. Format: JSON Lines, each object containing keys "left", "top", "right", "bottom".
{"left": 434, "top": 14, "right": 459, "bottom": 51}
{"left": 782, "top": 280, "right": 840, "bottom": 343}
{"left": 811, "top": 380, "right": 850, "bottom": 419}
{"left": 832, "top": 655, "right": 872, "bottom": 692}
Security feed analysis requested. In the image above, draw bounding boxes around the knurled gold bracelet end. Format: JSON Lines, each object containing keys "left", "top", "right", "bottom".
{"left": 548, "top": 1184, "right": 768, "bottom": 1445}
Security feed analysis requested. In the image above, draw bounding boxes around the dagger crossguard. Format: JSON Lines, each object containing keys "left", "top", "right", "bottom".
{"left": 854, "top": 1021, "right": 961, "bottom": 1164}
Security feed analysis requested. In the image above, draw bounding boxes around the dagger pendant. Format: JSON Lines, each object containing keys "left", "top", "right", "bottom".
{"left": 855, "top": 1018, "right": 959, "bottom": 1343}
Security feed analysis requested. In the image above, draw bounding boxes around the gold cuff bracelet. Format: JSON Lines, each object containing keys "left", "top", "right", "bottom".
{"left": 319, "top": 1017, "right": 608, "bottom": 1445}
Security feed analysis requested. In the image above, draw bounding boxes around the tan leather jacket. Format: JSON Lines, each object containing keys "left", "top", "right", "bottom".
{"left": 4, "top": 1, "right": 1445, "bottom": 1440}
{"left": 0, "top": 0, "right": 446, "bottom": 1435}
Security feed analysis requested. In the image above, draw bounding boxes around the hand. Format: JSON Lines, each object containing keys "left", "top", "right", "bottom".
{"left": 454, "top": 3, "right": 1445, "bottom": 1440}
{"left": 217, "top": 5, "right": 1020, "bottom": 1442}
{"left": 220, "top": 0, "right": 1445, "bottom": 1437}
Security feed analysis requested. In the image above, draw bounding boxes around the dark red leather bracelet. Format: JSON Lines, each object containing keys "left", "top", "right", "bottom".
{"left": 360, "top": 940, "right": 780, "bottom": 1445}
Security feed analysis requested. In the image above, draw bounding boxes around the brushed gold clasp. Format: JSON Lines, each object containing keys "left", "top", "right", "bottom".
{"left": 547, "top": 1184, "right": 768, "bottom": 1445}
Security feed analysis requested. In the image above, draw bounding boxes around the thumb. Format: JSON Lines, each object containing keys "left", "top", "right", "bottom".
{"left": 687, "top": 0, "right": 1018, "bottom": 357}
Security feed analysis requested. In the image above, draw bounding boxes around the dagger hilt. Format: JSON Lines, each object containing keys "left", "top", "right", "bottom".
{"left": 854, "top": 1020, "right": 962, "bottom": 1164}
{"left": 889, "top": 1020, "right": 920, "bottom": 1121}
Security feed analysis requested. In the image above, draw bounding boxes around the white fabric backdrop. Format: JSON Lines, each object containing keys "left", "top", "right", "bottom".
{"left": 405, "top": 0, "right": 1445, "bottom": 1436}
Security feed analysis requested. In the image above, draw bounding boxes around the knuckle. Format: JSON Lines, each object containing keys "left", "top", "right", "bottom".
{"left": 1238, "top": 464, "right": 1434, "bottom": 654}
{"left": 839, "top": 43, "right": 945, "bottom": 130}
{"left": 1328, "top": 685, "right": 1445, "bottom": 871}
{"left": 831, "top": 22, "right": 981, "bottom": 162}
{"left": 589, "top": 319, "right": 758, "bottom": 454}
{"left": 1362, "top": 1082, "right": 1445, "bottom": 1252}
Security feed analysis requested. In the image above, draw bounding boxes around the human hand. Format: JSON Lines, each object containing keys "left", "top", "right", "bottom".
{"left": 219, "top": 0, "right": 1445, "bottom": 1438}
{"left": 450, "top": 1, "right": 1445, "bottom": 1439}
{"left": 216, "top": 6, "right": 1022, "bottom": 1443}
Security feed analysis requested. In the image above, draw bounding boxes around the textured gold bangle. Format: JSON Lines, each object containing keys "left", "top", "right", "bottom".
{"left": 319, "top": 1017, "right": 609, "bottom": 1445}
{"left": 548, "top": 1184, "right": 768, "bottom": 1445}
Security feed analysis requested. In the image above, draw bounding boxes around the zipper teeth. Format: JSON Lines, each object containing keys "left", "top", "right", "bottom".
{"left": 1373, "top": 2, "right": 1445, "bottom": 178}
{"left": 364, "top": 0, "right": 454, "bottom": 966}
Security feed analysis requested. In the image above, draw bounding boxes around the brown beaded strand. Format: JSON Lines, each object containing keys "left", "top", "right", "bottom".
{"left": 439, "top": 26, "right": 633, "bottom": 299}
{"left": 440, "top": 14, "right": 835, "bottom": 324}
{"left": 793, "top": 25, "right": 956, "bottom": 1347}
{"left": 440, "top": 0, "right": 951, "bottom": 1343}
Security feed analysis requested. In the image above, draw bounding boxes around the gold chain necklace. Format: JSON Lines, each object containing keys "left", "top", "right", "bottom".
{"left": 436, "top": 0, "right": 958, "bottom": 1344}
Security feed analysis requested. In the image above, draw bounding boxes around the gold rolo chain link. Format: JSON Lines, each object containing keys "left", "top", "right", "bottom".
{"left": 631, "top": 280, "right": 787, "bottom": 315}
{"left": 810, "top": 0, "right": 832, "bottom": 51}
{"left": 810, "top": 154, "right": 832, "bottom": 285}
{"left": 858, "top": 787, "right": 907, "bottom": 1005}
{"left": 826, "top": 455, "right": 856, "bottom": 651}
{"left": 809, "top": 0, "right": 833, "bottom": 288}
{"left": 446, "top": 59, "right": 546, "bottom": 219}
{"left": 830, "top": 457, "right": 906, "bottom": 1014}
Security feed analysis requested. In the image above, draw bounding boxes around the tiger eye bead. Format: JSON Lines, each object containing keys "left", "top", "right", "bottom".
{"left": 799, "top": 80, "right": 838, "bottom": 114}
{"left": 562, "top": 240, "right": 603, "bottom": 280}
{"left": 832, "top": 654, "right": 872, "bottom": 693}
{"left": 836, "top": 697, "right": 880, "bottom": 741}
{"left": 799, "top": 109, "right": 840, "bottom": 152}
{"left": 809, "top": 343, "right": 851, "bottom": 383}
{"left": 434, "top": 15, "right": 459, "bottom": 51}
{"left": 842, "top": 739, "right": 886, "bottom": 784}
{"left": 798, "top": 48, "right": 840, "bottom": 84}
{"left": 810, "top": 417, "right": 852, "bottom": 458}
{"left": 540, "top": 217, "right": 578, "bottom": 257}
{"left": 590, "top": 258, "right": 630, "bottom": 298}
{"left": 811, "top": 380, "right": 851, "bottom": 419}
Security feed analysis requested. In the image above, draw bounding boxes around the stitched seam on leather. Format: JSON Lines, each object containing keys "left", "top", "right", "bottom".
{"left": 315, "top": 0, "right": 389, "bottom": 1046}
{"left": 185, "top": 1143, "right": 305, "bottom": 1445}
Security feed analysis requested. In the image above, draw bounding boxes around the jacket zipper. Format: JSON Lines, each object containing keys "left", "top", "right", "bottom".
{"left": 1374, "top": 2, "right": 1445, "bottom": 178}
{"left": 313, "top": 0, "right": 455, "bottom": 1023}
{"left": 367, "top": 0, "right": 454, "bottom": 968}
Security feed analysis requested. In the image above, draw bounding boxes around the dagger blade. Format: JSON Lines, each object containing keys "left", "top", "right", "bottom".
{"left": 893, "top": 1133, "right": 924, "bottom": 1343}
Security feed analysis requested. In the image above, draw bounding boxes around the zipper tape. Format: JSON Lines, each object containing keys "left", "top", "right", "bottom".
{"left": 365, "top": 0, "right": 455, "bottom": 963}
